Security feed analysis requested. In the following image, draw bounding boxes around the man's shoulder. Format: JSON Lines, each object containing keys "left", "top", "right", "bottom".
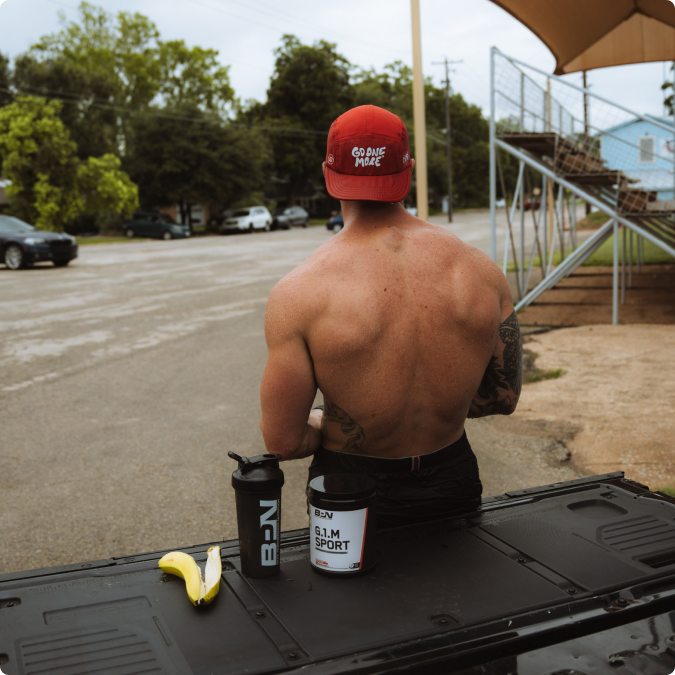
{"left": 266, "top": 243, "right": 335, "bottom": 321}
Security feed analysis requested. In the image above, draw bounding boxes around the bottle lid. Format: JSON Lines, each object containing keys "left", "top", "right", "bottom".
{"left": 229, "top": 452, "right": 285, "bottom": 493}
{"left": 308, "top": 473, "right": 376, "bottom": 503}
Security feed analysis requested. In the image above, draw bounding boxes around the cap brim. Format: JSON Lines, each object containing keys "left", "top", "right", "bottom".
{"left": 324, "top": 165, "right": 412, "bottom": 202}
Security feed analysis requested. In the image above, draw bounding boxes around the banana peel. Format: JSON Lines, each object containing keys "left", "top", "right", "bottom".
{"left": 159, "top": 546, "right": 221, "bottom": 606}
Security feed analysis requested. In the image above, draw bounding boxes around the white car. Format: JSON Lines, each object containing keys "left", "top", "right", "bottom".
{"left": 221, "top": 207, "right": 272, "bottom": 233}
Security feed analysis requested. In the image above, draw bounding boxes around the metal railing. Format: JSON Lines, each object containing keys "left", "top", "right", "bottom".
{"left": 489, "top": 48, "right": 675, "bottom": 325}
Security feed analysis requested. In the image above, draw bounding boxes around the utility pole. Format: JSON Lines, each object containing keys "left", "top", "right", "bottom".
{"left": 410, "top": 0, "right": 428, "bottom": 221}
{"left": 582, "top": 70, "right": 591, "bottom": 216}
{"left": 432, "top": 58, "right": 462, "bottom": 222}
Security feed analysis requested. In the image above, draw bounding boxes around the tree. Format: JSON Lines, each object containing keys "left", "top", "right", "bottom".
{"left": 19, "top": 3, "right": 237, "bottom": 155}
{"left": 13, "top": 54, "right": 119, "bottom": 159}
{"left": 78, "top": 153, "right": 138, "bottom": 217}
{"left": 244, "top": 35, "right": 353, "bottom": 204}
{"left": 157, "top": 41, "right": 233, "bottom": 113}
{"left": 124, "top": 110, "right": 269, "bottom": 228}
{"left": 30, "top": 2, "right": 161, "bottom": 112}
{"left": 0, "top": 96, "right": 138, "bottom": 230}
{"left": 0, "top": 96, "right": 81, "bottom": 229}
{"left": 0, "top": 53, "right": 13, "bottom": 107}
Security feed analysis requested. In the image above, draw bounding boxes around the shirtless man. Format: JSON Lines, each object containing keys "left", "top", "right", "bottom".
{"left": 260, "top": 105, "right": 522, "bottom": 527}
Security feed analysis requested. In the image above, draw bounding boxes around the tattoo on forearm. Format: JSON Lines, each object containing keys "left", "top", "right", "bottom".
{"left": 321, "top": 400, "right": 367, "bottom": 454}
{"left": 499, "top": 310, "right": 523, "bottom": 395}
{"left": 471, "top": 310, "right": 522, "bottom": 417}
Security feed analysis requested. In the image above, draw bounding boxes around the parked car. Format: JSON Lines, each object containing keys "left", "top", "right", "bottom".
{"left": 0, "top": 214, "right": 78, "bottom": 270}
{"left": 221, "top": 207, "right": 272, "bottom": 233}
{"left": 523, "top": 199, "right": 541, "bottom": 211}
{"left": 207, "top": 209, "right": 233, "bottom": 231}
{"left": 272, "top": 206, "right": 309, "bottom": 230}
{"left": 326, "top": 214, "right": 343, "bottom": 233}
{"left": 124, "top": 212, "right": 190, "bottom": 240}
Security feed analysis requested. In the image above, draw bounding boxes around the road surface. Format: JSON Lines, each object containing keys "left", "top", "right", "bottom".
{"left": 0, "top": 208, "right": 569, "bottom": 574}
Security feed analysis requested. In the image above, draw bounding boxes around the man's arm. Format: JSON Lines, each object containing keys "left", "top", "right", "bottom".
{"left": 259, "top": 284, "right": 322, "bottom": 461}
{"left": 468, "top": 308, "right": 523, "bottom": 418}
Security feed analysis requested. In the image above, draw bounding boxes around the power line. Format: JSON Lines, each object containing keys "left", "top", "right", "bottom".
{"left": 0, "top": 82, "right": 329, "bottom": 138}
{"left": 1, "top": 81, "right": 489, "bottom": 147}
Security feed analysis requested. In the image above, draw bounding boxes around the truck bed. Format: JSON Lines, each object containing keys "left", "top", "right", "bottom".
{"left": 3, "top": 472, "right": 675, "bottom": 675}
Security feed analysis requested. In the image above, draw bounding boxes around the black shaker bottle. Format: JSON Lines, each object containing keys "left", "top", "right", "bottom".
{"left": 229, "top": 452, "right": 285, "bottom": 578}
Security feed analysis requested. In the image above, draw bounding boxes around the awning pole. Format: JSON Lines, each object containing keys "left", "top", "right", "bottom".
{"left": 489, "top": 46, "right": 497, "bottom": 261}
{"left": 411, "top": 0, "right": 428, "bottom": 221}
{"left": 613, "top": 220, "right": 619, "bottom": 325}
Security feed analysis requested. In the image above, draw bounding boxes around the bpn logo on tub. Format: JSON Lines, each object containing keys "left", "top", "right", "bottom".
{"left": 314, "top": 509, "right": 333, "bottom": 520}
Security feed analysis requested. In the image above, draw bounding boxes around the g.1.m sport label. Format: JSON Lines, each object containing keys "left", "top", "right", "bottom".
{"left": 311, "top": 506, "right": 369, "bottom": 572}
{"left": 308, "top": 473, "right": 377, "bottom": 577}
{"left": 229, "top": 452, "right": 284, "bottom": 578}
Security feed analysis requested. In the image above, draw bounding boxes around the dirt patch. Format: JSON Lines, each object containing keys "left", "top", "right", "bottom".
{"left": 509, "top": 324, "right": 675, "bottom": 490}
{"left": 467, "top": 409, "right": 583, "bottom": 497}
{"left": 515, "top": 264, "right": 675, "bottom": 327}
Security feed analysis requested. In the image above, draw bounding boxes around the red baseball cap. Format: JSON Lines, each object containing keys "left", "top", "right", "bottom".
{"left": 324, "top": 105, "right": 412, "bottom": 202}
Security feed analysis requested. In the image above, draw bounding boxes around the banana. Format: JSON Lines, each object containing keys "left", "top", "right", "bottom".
{"left": 159, "top": 546, "right": 222, "bottom": 606}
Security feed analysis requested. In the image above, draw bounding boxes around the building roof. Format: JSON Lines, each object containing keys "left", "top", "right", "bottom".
{"left": 603, "top": 115, "right": 674, "bottom": 134}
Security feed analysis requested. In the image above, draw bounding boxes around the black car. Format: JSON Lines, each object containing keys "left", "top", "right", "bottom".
{"left": 207, "top": 209, "right": 234, "bottom": 232}
{"left": 0, "top": 214, "right": 78, "bottom": 270}
{"left": 272, "top": 206, "right": 309, "bottom": 230}
{"left": 124, "top": 212, "right": 190, "bottom": 240}
{"left": 326, "top": 214, "right": 343, "bottom": 233}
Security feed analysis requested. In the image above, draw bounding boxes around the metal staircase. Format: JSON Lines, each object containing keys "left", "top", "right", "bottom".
{"left": 489, "top": 49, "right": 675, "bottom": 324}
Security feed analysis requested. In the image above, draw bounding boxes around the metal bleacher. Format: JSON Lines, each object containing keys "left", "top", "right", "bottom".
{"left": 489, "top": 50, "right": 675, "bottom": 324}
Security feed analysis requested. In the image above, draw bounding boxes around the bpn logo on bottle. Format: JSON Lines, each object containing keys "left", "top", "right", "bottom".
{"left": 260, "top": 499, "right": 278, "bottom": 566}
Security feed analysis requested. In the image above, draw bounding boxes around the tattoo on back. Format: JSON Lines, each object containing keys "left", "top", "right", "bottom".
{"left": 321, "top": 400, "right": 367, "bottom": 455}
{"left": 472, "top": 310, "right": 522, "bottom": 417}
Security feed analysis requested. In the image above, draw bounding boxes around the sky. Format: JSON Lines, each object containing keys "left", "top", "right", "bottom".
{"left": 0, "top": 0, "right": 671, "bottom": 122}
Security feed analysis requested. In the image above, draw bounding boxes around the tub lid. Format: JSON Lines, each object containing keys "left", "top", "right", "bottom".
{"left": 308, "top": 473, "right": 376, "bottom": 502}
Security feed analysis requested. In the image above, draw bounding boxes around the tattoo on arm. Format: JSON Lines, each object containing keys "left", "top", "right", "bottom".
{"left": 470, "top": 310, "right": 522, "bottom": 417}
{"left": 321, "top": 400, "right": 367, "bottom": 454}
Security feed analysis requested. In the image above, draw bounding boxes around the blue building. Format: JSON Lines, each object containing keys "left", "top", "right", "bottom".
{"left": 600, "top": 115, "right": 675, "bottom": 200}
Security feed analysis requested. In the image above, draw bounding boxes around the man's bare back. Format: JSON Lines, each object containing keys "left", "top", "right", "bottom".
{"left": 260, "top": 201, "right": 522, "bottom": 460}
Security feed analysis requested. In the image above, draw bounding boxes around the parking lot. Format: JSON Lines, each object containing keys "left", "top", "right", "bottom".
{"left": 0, "top": 212, "right": 526, "bottom": 574}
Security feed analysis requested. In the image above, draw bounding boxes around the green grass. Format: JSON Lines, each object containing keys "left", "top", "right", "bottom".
{"left": 526, "top": 367, "right": 564, "bottom": 383}
{"left": 507, "top": 234, "right": 672, "bottom": 270}
{"left": 309, "top": 218, "right": 328, "bottom": 227}
{"left": 577, "top": 211, "right": 610, "bottom": 230}
{"left": 76, "top": 236, "right": 148, "bottom": 245}
{"left": 656, "top": 486, "right": 675, "bottom": 497}
{"left": 584, "top": 234, "right": 673, "bottom": 266}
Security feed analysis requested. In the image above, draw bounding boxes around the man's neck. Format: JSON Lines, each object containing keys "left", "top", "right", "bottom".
{"left": 340, "top": 200, "right": 407, "bottom": 231}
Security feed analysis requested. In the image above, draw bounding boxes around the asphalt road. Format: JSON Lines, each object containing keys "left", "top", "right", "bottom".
{"left": 0, "top": 210, "right": 539, "bottom": 574}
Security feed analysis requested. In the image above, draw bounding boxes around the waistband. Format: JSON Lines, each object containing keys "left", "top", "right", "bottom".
{"left": 315, "top": 431, "right": 473, "bottom": 473}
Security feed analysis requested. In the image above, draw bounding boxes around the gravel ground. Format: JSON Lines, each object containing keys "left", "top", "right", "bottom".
{"left": 513, "top": 324, "right": 675, "bottom": 490}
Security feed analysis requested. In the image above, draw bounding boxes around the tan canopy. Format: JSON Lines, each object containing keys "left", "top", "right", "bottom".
{"left": 490, "top": 0, "right": 675, "bottom": 74}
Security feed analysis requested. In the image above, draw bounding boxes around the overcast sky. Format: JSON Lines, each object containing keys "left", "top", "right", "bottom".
{"left": 0, "top": 0, "right": 671, "bottom": 122}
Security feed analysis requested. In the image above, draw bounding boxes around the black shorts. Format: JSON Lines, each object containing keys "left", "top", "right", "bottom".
{"left": 307, "top": 431, "right": 482, "bottom": 529}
